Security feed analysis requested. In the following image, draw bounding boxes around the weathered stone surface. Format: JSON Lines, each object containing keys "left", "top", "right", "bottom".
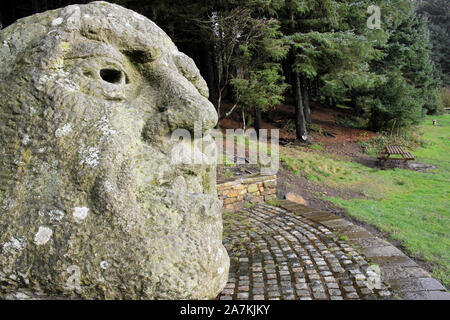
{"left": 0, "top": 1, "right": 229, "bottom": 299}
{"left": 284, "top": 193, "right": 307, "bottom": 205}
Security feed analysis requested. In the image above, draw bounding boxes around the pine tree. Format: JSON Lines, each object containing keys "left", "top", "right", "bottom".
{"left": 417, "top": 0, "right": 450, "bottom": 85}
{"left": 228, "top": 5, "right": 289, "bottom": 133}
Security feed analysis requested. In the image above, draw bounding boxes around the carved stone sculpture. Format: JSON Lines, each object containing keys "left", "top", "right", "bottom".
{"left": 0, "top": 1, "right": 229, "bottom": 299}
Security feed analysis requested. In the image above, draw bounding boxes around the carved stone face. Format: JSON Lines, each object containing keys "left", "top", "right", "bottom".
{"left": 0, "top": 2, "right": 229, "bottom": 299}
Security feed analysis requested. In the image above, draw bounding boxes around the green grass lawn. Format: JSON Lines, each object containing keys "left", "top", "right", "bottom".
{"left": 280, "top": 114, "right": 450, "bottom": 287}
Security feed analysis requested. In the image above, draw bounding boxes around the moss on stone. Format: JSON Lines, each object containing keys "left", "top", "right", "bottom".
{"left": 0, "top": 1, "right": 228, "bottom": 300}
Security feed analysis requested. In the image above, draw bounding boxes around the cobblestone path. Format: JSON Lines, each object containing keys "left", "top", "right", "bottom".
{"left": 218, "top": 203, "right": 393, "bottom": 300}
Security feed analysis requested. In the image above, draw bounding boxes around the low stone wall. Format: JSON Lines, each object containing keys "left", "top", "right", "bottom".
{"left": 217, "top": 174, "right": 277, "bottom": 212}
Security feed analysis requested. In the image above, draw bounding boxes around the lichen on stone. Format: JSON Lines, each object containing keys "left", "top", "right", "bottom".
{"left": 0, "top": 1, "right": 228, "bottom": 300}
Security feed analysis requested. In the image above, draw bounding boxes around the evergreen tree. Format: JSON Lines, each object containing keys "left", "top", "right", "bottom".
{"left": 228, "top": 5, "right": 289, "bottom": 133}
{"left": 368, "top": 0, "right": 442, "bottom": 127}
{"left": 417, "top": 0, "right": 450, "bottom": 85}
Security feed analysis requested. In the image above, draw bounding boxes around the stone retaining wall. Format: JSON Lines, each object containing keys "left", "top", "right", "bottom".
{"left": 217, "top": 174, "right": 277, "bottom": 212}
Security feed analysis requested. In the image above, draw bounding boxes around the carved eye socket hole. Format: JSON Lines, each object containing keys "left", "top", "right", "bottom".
{"left": 100, "top": 68, "right": 124, "bottom": 84}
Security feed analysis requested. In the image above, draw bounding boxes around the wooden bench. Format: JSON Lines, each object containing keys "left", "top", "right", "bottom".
{"left": 377, "top": 145, "right": 415, "bottom": 164}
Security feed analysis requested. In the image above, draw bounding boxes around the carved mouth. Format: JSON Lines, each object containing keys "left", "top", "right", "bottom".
{"left": 165, "top": 135, "right": 217, "bottom": 196}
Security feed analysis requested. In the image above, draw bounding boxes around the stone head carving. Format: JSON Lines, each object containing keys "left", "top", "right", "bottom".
{"left": 0, "top": 1, "right": 229, "bottom": 299}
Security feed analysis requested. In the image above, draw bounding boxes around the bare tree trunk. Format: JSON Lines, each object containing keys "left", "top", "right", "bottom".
{"left": 242, "top": 107, "right": 246, "bottom": 131}
{"left": 216, "top": 92, "right": 222, "bottom": 128}
{"left": 204, "top": 42, "right": 216, "bottom": 106}
{"left": 254, "top": 107, "right": 262, "bottom": 137}
{"left": 220, "top": 102, "right": 238, "bottom": 121}
{"left": 215, "top": 24, "right": 224, "bottom": 127}
{"left": 301, "top": 76, "right": 311, "bottom": 124}
{"left": 315, "top": 77, "right": 320, "bottom": 98}
{"left": 294, "top": 72, "right": 311, "bottom": 143}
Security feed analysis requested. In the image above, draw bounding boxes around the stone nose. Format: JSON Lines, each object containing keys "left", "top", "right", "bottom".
{"left": 163, "top": 73, "right": 218, "bottom": 134}
{"left": 142, "top": 68, "right": 218, "bottom": 141}
{"left": 142, "top": 67, "right": 218, "bottom": 143}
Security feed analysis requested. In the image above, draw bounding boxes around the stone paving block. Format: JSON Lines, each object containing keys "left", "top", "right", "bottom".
{"left": 328, "top": 289, "right": 342, "bottom": 296}
{"left": 361, "top": 246, "right": 406, "bottom": 258}
{"left": 296, "top": 290, "right": 311, "bottom": 297}
{"left": 312, "top": 292, "right": 327, "bottom": 299}
{"left": 321, "top": 219, "right": 355, "bottom": 230}
{"left": 326, "top": 282, "right": 339, "bottom": 289}
{"left": 282, "top": 288, "right": 295, "bottom": 295}
{"left": 339, "top": 279, "right": 353, "bottom": 286}
{"left": 359, "top": 288, "right": 373, "bottom": 295}
{"left": 307, "top": 213, "right": 341, "bottom": 222}
{"left": 237, "top": 292, "right": 249, "bottom": 299}
{"left": 343, "top": 286, "right": 356, "bottom": 293}
{"left": 387, "top": 277, "right": 447, "bottom": 292}
{"left": 267, "top": 291, "right": 281, "bottom": 298}
{"left": 341, "top": 230, "right": 377, "bottom": 240}
{"left": 369, "top": 255, "right": 418, "bottom": 268}
{"left": 417, "top": 278, "right": 447, "bottom": 291}
{"left": 346, "top": 237, "right": 391, "bottom": 249}
{"left": 311, "top": 286, "right": 325, "bottom": 293}
{"left": 298, "top": 212, "right": 329, "bottom": 220}
{"left": 280, "top": 276, "right": 291, "bottom": 282}
{"left": 279, "top": 205, "right": 310, "bottom": 214}
{"left": 345, "top": 292, "right": 360, "bottom": 299}
{"left": 320, "top": 271, "right": 333, "bottom": 277}
{"left": 294, "top": 277, "right": 306, "bottom": 283}
{"left": 397, "top": 290, "right": 450, "bottom": 300}
{"left": 380, "top": 266, "right": 431, "bottom": 281}
{"left": 225, "top": 283, "right": 235, "bottom": 289}
{"left": 295, "top": 283, "right": 308, "bottom": 290}
{"left": 252, "top": 287, "right": 265, "bottom": 295}
{"left": 280, "top": 281, "right": 291, "bottom": 287}
{"left": 221, "top": 289, "right": 235, "bottom": 295}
